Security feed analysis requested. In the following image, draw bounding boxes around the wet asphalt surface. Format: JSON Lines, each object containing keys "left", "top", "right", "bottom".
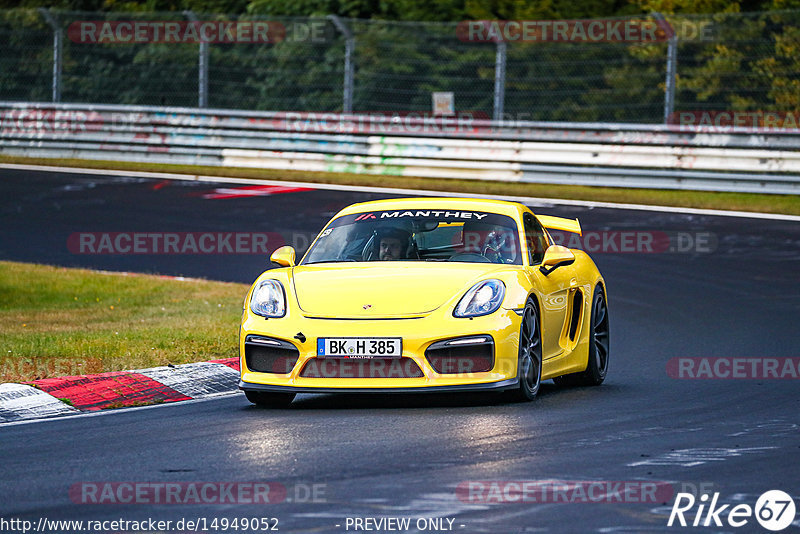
{"left": 1, "top": 168, "right": 799, "bottom": 533}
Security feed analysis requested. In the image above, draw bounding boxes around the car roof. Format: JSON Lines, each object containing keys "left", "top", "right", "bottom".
{"left": 335, "top": 197, "right": 526, "bottom": 219}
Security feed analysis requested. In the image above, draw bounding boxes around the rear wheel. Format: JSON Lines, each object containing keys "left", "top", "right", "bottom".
{"left": 508, "top": 299, "right": 542, "bottom": 402}
{"left": 554, "top": 284, "right": 609, "bottom": 387}
{"left": 244, "top": 390, "right": 296, "bottom": 407}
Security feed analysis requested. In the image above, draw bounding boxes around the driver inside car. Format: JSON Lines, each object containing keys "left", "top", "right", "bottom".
{"left": 376, "top": 227, "right": 412, "bottom": 261}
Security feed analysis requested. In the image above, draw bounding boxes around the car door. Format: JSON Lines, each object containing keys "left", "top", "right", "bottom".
{"left": 523, "top": 213, "right": 576, "bottom": 360}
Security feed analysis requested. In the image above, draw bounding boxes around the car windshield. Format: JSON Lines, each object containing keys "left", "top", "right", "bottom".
{"left": 302, "top": 209, "right": 522, "bottom": 265}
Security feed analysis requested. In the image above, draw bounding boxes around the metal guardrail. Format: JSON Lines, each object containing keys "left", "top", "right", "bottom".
{"left": 2, "top": 102, "right": 799, "bottom": 194}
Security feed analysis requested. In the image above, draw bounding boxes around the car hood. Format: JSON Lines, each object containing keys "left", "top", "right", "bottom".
{"left": 291, "top": 262, "right": 507, "bottom": 318}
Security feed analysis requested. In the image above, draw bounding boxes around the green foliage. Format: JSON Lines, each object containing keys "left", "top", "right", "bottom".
{"left": 753, "top": 18, "right": 800, "bottom": 111}
{"left": 0, "top": 0, "right": 790, "bottom": 16}
{"left": 0, "top": 260, "right": 247, "bottom": 380}
{"left": 0, "top": 5, "right": 798, "bottom": 122}
{"left": 670, "top": 11, "right": 800, "bottom": 113}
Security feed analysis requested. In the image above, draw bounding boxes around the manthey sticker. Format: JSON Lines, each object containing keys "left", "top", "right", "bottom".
{"left": 339, "top": 210, "right": 512, "bottom": 227}
{"left": 353, "top": 210, "right": 490, "bottom": 222}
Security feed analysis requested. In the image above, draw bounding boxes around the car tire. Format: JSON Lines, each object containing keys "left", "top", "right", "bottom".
{"left": 554, "top": 284, "right": 609, "bottom": 387}
{"left": 508, "top": 298, "right": 542, "bottom": 402}
{"left": 244, "top": 390, "right": 296, "bottom": 407}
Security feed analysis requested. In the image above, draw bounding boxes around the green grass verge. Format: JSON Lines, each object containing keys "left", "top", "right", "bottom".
{"left": 0, "top": 261, "right": 248, "bottom": 382}
{"left": 2, "top": 155, "right": 799, "bottom": 216}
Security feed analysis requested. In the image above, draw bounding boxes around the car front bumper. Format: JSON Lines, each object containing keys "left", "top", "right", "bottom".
{"left": 239, "top": 307, "right": 523, "bottom": 393}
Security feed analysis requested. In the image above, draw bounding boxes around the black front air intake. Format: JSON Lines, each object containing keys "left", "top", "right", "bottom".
{"left": 299, "top": 358, "right": 424, "bottom": 378}
{"left": 244, "top": 336, "right": 299, "bottom": 374}
{"left": 425, "top": 336, "right": 494, "bottom": 374}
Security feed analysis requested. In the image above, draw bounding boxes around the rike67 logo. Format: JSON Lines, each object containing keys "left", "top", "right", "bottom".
{"left": 668, "top": 490, "right": 796, "bottom": 531}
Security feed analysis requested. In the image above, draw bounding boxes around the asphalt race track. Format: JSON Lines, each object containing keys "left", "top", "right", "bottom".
{"left": 1, "top": 168, "right": 799, "bottom": 533}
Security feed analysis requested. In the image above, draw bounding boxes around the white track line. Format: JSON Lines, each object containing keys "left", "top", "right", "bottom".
{"left": 2, "top": 162, "right": 798, "bottom": 222}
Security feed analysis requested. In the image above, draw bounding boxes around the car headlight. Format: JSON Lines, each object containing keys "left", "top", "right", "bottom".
{"left": 249, "top": 280, "right": 286, "bottom": 318}
{"left": 454, "top": 279, "right": 505, "bottom": 318}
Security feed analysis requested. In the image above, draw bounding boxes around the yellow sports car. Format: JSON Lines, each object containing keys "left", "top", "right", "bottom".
{"left": 239, "top": 198, "right": 609, "bottom": 406}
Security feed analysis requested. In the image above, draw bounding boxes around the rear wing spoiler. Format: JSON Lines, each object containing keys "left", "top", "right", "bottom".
{"left": 536, "top": 215, "right": 582, "bottom": 236}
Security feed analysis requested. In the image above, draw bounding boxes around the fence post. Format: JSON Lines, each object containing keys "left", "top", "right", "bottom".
{"left": 654, "top": 12, "right": 677, "bottom": 123}
{"left": 327, "top": 15, "right": 354, "bottom": 114}
{"left": 38, "top": 8, "right": 62, "bottom": 103}
{"left": 664, "top": 34, "right": 677, "bottom": 123}
{"left": 184, "top": 11, "right": 208, "bottom": 108}
{"left": 493, "top": 40, "right": 507, "bottom": 122}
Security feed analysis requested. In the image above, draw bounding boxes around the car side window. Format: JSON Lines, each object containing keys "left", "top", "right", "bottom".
{"left": 524, "top": 213, "right": 548, "bottom": 265}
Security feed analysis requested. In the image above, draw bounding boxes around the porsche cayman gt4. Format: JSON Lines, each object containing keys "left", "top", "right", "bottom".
{"left": 239, "top": 198, "right": 609, "bottom": 406}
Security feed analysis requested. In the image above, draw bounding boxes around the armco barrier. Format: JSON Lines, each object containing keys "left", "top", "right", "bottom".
{"left": 1, "top": 102, "right": 800, "bottom": 194}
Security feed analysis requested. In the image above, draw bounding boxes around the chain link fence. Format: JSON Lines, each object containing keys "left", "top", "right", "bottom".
{"left": 1, "top": 9, "right": 798, "bottom": 123}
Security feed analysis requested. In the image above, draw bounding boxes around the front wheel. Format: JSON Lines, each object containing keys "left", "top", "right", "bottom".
{"left": 508, "top": 299, "right": 542, "bottom": 402}
{"left": 244, "top": 390, "right": 296, "bottom": 407}
{"left": 554, "top": 284, "right": 609, "bottom": 387}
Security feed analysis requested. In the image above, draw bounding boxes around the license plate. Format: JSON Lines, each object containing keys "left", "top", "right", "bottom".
{"left": 317, "top": 337, "right": 402, "bottom": 358}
